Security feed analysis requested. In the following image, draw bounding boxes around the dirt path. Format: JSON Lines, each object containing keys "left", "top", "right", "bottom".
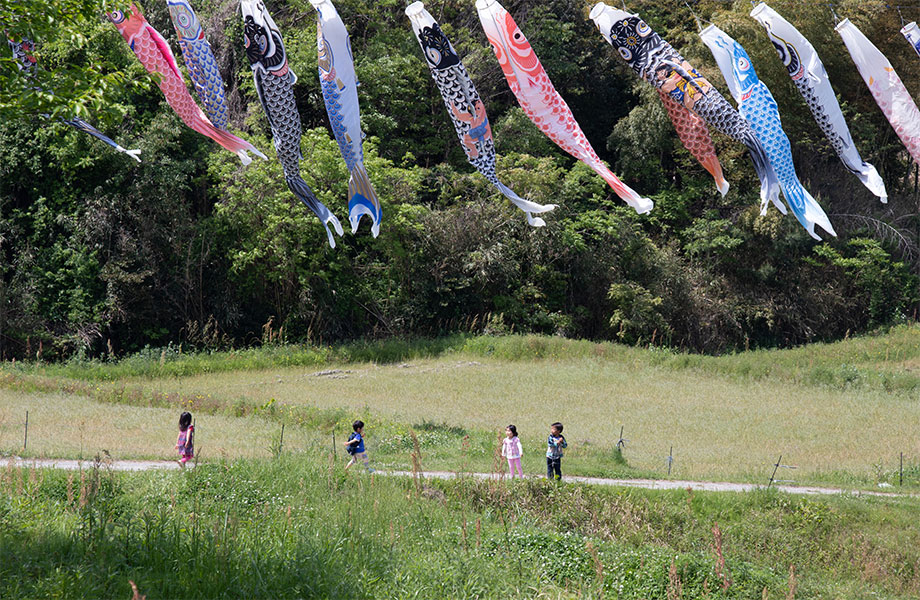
{"left": 2, "top": 457, "right": 912, "bottom": 499}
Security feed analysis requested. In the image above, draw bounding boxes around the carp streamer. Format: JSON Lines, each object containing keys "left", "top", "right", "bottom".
{"left": 313, "top": 0, "right": 382, "bottom": 237}
{"left": 838, "top": 18, "right": 920, "bottom": 165}
{"left": 701, "top": 24, "right": 835, "bottom": 239}
{"left": 406, "top": 1, "right": 555, "bottom": 226}
{"left": 166, "top": 0, "right": 231, "bottom": 130}
{"left": 477, "top": 0, "right": 652, "bottom": 214}
{"left": 7, "top": 37, "right": 141, "bottom": 162}
{"left": 241, "top": 0, "right": 344, "bottom": 248}
{"left": 751, "top": 3, "right": 886, "bottom": 202}
{"left": 591, "top": 3, "right": 729, "bottom": 197}
{"left": 108, "top": 4, "right": 264, "bottom": 164}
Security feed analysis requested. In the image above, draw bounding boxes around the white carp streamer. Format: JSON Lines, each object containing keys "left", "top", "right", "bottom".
{"left": 313, "top": 0, "right": 382, "bottom": 237}
{"left": 752, "top": 3, "right": 886, "bottom": 203}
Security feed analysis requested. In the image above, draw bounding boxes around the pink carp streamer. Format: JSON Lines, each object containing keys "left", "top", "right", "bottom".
{"left": 476, "top": 0, "right": 652, "bottom": 214}
{"left": 837, "top": 18, "right": 920, "bottom": 165}
{"left": 108, "top": 4, "right": 265, "bottom": 164}
{"left": 656, "top": 89, "right": 729, "bottom": 196}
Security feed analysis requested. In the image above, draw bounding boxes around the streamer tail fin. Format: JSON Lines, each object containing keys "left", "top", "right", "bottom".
{"left": 494, "top": 180, "right": 556, "bottom": 227}
{"left": 785, "top": 184, "right": 837, "bottom": 240}
{"left": 744, "top": 134, "right": 784, "bottom": 215}
{"left": 347, "top": 164, "right": 383, "bottom": 237}
{"left": 189, "top": 116, "right": 267, "bottom": 165}
{"left": 287, "top": 175, "right": 344, "bottom": 248}
{"left": 594, "top": 163, "right": 654, "bottom": 214}
{"left": 699, "top": 153, "right": 730, "bottom": 197}
{"left": 851, "top": 160, "right": 888, "bottom": 203}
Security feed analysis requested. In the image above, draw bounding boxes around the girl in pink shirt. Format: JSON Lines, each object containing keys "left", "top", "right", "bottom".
{"left": 501, "top": 425, "right": 523, "bottom": 478}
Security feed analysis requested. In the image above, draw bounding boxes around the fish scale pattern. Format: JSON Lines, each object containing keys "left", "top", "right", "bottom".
{"left": 478, "top": 0, "right": 652, "bottom": 214}
{"left": 407, "top": 2, "right": 555, "bottom": 226}
{"left": 242, "top": 0, "right": 343, "bottom": 248}
{"left": 168, "top": 0, "right": 230, "bottom": 130}
{"left": 109, "top": 4, "right": 263, "bottom": 164}
{"left": 702, "top": 26, "right": 835, "bottom": 239}
{"left": 657, "top": 89, "right": 729, "bottom": 195}
{"left": 589, "top": 5, "right": 778, "bottom": 206}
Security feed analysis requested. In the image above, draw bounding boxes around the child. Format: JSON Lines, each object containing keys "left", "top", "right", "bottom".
{"left": 546, "top": 422, "right": 567, "bottom": 481}
{"left": 501, "top": 424, "right": 523, "bottom": 478}
{"left": 176, "top": 411, "right": 194, "bottom": 467}
{"left": 344, "top": 420, "right": 374, "bottom": 472}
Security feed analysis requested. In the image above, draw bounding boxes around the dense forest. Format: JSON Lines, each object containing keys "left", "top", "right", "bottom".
{"left": 0, "top": 0, "right": 917, "bottom": 360}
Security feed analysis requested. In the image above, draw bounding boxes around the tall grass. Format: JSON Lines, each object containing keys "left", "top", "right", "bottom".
{"left": 1, "top": 457, "right": 918, "bottom": 598}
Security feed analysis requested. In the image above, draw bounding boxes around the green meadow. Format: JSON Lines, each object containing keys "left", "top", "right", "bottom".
{"left": 2, "top": 328, "right": 920, "bottom": 598}
{"left": 2, "top": 326, "right": 919, "bottom": 487}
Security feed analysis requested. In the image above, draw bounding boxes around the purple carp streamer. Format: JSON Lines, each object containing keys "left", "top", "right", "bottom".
{"left": 838, "top": 18, "right": 920, "bottom": 165}
{"left": 477, "top": 0, "right": 652, "bottom": 213}
{"left": 406, "top": 1, "right": 555, "bottom": 226}
{"left": 7, "top": 37, "right": 142, "bottom": 162}
{"left": 902, "top": 21, "right": 920, "bottom": 58}
{"left": 312, "top": 0, "right": 382, "bottom": 237}
{"left": 701, "top": 24, "right": 835, "bottom": 239}
{"left": 167, "top": 0, "right": 230, "bottom": 130}
{"left": 241, "top": 0, "right": 344, "bottom": 248}
{"left": 751, "top": 3, "right": 886, "bottom": 202}
{"left": 590, "top": 4, "right": 779, "bottom": 207}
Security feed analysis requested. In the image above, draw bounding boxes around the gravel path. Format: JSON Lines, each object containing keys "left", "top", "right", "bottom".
{"left": 2, "top": 457, "right": 912, "bottom": 499}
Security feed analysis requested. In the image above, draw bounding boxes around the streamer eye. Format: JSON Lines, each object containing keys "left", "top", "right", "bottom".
{"left": 109, "top": 10, "right": 125, "bottom": 23}
{"left": 178, "top": 13, "right": 191, "bottom": 29}
{"left": 618, "top": 46, "right": 632, "bottom": 61}
{"left": 737, "top": 56, "right": 750, "bottom": 71}
{"left": 637, "top": 21, "right": 651, "bottom": 36}
{"left": 425, "top": 47, "right": 442, "bottom": 66}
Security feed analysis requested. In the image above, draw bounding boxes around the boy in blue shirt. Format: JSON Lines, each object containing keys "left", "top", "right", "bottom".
{"left": 546, "top": 422, "right": 567, "bottom": 480}
{"left": 344, "top": 420, "right": 374, "bottom": 472}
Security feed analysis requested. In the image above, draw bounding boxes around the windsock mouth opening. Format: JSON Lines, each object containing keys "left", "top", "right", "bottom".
{"left": 699, "top": 23, "right": 718, "bottom": 37}
{"left": 588, "top": 3, "right": 608, "bottom": 20}
{"left": 749, "top": 2, "right": 768, "bottom": 18}
{"left": 833, "top": 17, "right": 851, "bottom": 32}
{"left": 308, "top": 0, "right": 325, "bottom": 8}
{"left": 902, "top": 21, "right": 918, "bottom": 34}
{"left": 405, "top": 1, "right": 426, "bottom": 17}
{"left": 475, "top": 0, "right": 497, "bottom": 10}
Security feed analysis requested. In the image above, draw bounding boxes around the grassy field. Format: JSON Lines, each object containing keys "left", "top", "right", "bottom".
{"left": 1, "top": 456, "right": 918, "bottom": 599}
{"left": 1, "top": 326, "right": 919, "bottom": 486}
{"left": 2, "top": 328, "right": 920, "bottom": 598}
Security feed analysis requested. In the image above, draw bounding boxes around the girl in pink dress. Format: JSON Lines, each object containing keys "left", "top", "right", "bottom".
{"left": 176, "top": 412, "right": 194, "bottom": 467}
{"left": 501, "top": 425, "right": 523, "bottom": 478}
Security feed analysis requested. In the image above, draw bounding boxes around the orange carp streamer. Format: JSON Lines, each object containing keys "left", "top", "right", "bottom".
{"left": 657, "top": 89, "right": 729, "bottom": 196}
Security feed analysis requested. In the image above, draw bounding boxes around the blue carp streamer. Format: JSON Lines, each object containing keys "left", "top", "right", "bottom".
{"left": 167, "top": 0, "right": 231, "bottom": 130}
{"left": 313, "top": 0, "right": 382, "bottom": 237}
{"left": 406, "top": 1, "right": 555, "bottom": 226}
{"left": 7, "top": 37, "right": 141, "bottom": 162}
{"left": 590, "top": 4, "right": 778, "bottom": 207}
{"left": 752, "top": 3, "right": 886, "bottom": 202}
{"left": 241, "top": 0, "right": 344, "bottom": 248}
{"left": 701, "top": 24, "right": 835, "bottom": 240}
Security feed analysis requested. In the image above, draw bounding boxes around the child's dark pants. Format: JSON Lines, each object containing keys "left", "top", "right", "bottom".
{"left": 546, "top": 457, "right": 562, "bottom": 480}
